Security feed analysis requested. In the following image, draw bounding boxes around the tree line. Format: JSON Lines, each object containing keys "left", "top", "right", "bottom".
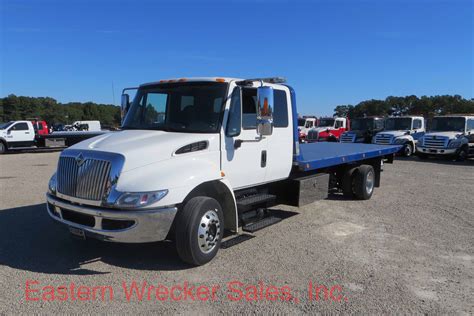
{"left": 0, "top": 95, "right": 122, "bottom": 128}
{"left": 333, "top": 95, "right": 474, "bottom": 118}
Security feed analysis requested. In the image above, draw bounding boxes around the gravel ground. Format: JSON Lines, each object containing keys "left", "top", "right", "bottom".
{"left": 0, "top": 152, "right": 473, "bottom": 314}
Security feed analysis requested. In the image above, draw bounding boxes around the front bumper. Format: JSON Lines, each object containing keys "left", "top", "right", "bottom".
{"left": 46, "top": 193, "right": 177, "bottom": 243}
{"left": 416, "top": 146, "right": 458, "bottom": 155}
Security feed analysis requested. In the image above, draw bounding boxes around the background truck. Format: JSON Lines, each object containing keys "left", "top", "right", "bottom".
{"left": 0, "top": 120, "right": 107, "bottom": 153}
{"left": 306, "top": 117, "right": 349, "bottom": 142}
{"left": 372, "top": 116, "right": 425, "bottom": 157}
{"left": 45, "top": 77, "right": 400, "bottom": 266}
{"left": 297, "top": 116, "right": 317, "bottom": 142}
{"left": 416, "top": 115, "right": 474, "bottom": 160}
{"left": 340, "top": 117, "right": 384, "bottom": 143}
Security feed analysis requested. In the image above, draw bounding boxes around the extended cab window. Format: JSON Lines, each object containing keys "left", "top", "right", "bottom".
{"left": 11, "top": 123, "right": 29, "bottom": 131}
{"left": 241, "top": 88, "right": 288, "bottom": 129}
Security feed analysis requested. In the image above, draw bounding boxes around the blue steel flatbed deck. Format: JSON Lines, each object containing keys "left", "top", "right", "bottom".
{"left": 295, "top": 142, "right": 401, "bottom": 171}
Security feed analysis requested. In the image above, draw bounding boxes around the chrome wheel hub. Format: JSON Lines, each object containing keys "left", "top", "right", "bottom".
{"left": 366, "top": 170, "right": 374, "bottom": 195}
{"left": 197, "top": 210, "right": 220, "bottom": 254}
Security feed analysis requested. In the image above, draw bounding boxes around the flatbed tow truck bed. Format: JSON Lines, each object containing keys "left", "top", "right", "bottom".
{"left": 295, "top": 142, "right": 401, "bottom": 171}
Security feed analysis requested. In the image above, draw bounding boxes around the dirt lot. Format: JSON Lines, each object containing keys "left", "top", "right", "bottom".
{"left": 0, "top": 152, "right": 472, "bottom": 314}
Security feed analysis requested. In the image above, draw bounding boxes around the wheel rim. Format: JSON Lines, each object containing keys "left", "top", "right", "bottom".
{"left": 459, "top": 150, "right": 467, "bottom": 159}
{"left": 366, "top": 170, "right": 374, "bottom": 195}
{"left": 197, "top": 209, "right": 220, "bottom": 254}
{"left": 405, "top": 145, "right": 412, "bottom": 156}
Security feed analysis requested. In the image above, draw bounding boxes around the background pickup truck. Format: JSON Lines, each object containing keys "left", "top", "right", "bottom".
{"left": 45, "top": 77, "right": 400, "bottom": 266}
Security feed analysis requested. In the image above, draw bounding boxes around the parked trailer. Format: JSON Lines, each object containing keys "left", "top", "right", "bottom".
{"left": 46, "top": 77, "right": 400, "bottom": 266}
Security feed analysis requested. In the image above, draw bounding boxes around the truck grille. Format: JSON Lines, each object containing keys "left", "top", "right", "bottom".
{"left": 307, "top": 130, "right": 319, "bottom": 141}
{"left": 375, "top": 134, "right": 393, "bottom": 145}
{"left": 423, "top": 136, "right": 448, "bottom": 148}
{"left": 57, "top": 156, "right": 111, "bottom": 201}
{"left": 340, "top": 134, "right": 355, "bottom": 143}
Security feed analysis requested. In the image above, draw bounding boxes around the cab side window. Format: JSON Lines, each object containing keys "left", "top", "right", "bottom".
{"left": 240, "top": 87, "right": 289, "bottom": 129}
{"left": 413, "top": 119, "right": 422, "bottom": 129}
{"left": 335, "top": 120, "right": 343, "bottom": 128}
{"left": 273, "top": 90, "right": 289, "bottom": 128}
{"left": 467, "top": 119, "right": 474, "bottom": 132}
{"left": 11, "top": 123, "right": 29, "bottom": 131}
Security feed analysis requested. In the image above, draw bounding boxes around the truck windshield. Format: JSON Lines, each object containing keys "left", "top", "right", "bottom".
{"left": 318, "top": 119, "right": 334, "bottom": 127}
{"left": 384, "top": 118, "right": 411, "bottom": 130}
{"left": 298, "top": 119, "right": 306, "bottom": 127}
{"left": 122, "top": 82, "right": 227, "bottom": 133}
{"left": 351, "top": 118, "right": 373, "bottom": 131}
{"left": 430, "top": 117, "right": 466, "bottom": 132}
{"left": 0, "top": 121, "right": 14, "bottom": 129}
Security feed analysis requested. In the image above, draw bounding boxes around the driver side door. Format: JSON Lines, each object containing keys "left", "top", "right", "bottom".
{"left": 221, "top": 83, "right": 267, "bottom": 189}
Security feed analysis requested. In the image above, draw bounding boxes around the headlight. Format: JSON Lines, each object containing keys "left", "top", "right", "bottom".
{"left": 448, "top": 140, "right": 462, "bottom": 148}
{"left": 394, "top": 138, "right": 406, "bottom": 144}
{"left": 115, "top": 190, "right": 168, "bottom": 208}
{"left": 48, "top": 173, "right": 57, "bottom": 194}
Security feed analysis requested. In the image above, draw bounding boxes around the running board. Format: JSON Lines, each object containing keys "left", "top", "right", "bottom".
{"left": 242, "top": 216, "right": 282, "bottom": 233}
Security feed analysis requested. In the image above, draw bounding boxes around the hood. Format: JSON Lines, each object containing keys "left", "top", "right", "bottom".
{"left": 311, "top": 127, "right": 333, "bottom": 133}
{"left": 424, "top": 131, "right": 463, "bottom": 139}
{"left": 68, "top": 130, "right": 218, "bottom": 172}
{"left": 344, "top": 130, "right": 369, "bottom": 137}
{"left": 378, "top": 131, "right": 409, "bottom": 138}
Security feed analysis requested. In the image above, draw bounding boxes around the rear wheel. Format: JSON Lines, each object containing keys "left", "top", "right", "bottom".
{"left": 0, "top": 141, "right": 6, "bottom": 154}
{"left": 354, "top": 165, "right": 375, "bottom": 200}
{"left": 175, "top": 197, "right": 223, "bottom": 266}
{"left": 341, "top": 167, "right": 358, "bottom": 198}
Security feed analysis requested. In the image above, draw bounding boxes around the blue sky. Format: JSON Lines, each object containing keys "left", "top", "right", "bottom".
{"left": 1, "top": 0, "right": 473, "bottom": 116}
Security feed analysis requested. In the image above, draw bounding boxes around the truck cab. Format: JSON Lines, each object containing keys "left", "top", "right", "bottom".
{"left": 45, "top": 77, "right": 400, "bottom": 266}
{"left": 306, "top": 117, "right": 349, "bottom": 142}
{"left": 297, "top": 116, "right": 317, "bottom": 143}
{"left": 373, "top": 116, "right": 425, "bottom": 157}
{"left": 0, "top": 120, "right": 36, "bottom": 153}
{"left": 340, "top": 117, "right": 384, "bottom": 143}
{"left": 31, "top": 120, "right": 49, "bottom": 136}
{"left": 417, "top": 115, "right": 474, "bottom": 161}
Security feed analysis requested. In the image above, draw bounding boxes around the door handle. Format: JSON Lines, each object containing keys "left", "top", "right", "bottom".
{"left": 261, "top": 150, "right": 267, "bottom": 168}
{"left": 25, "top": 132, "right": 30, "bottom": 134}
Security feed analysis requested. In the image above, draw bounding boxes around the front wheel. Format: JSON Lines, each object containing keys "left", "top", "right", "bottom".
{"left": 456, "top": 147, "right": 468, "bottom": 161}
{"left": 403, "top": 143, "right": 414, "bottom": 157}
{"left": 175, "top": 197, "right": 224, "bottom": 266}
{"left": 0, "top": 142, "right": 6, "bottom": 154}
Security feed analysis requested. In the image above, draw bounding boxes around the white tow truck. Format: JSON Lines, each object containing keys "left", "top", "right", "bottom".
{"left": 297, "top": 116, "right": 317, "bottom": 142}
{"left": 372, "top": 116, "right": 425, "bottom": 157}
{"left": 417, "top": 115, "right": 474, "bottom": 160}
{"left": 46, "top": 77, "right": 400, "bottom": 265}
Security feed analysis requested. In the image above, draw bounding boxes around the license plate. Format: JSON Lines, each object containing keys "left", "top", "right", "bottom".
{"left": 430, "top": 150, "right": 437, "bottom": 153}
{"left": 69, "top": 226, "right": 85, "bottom": 239}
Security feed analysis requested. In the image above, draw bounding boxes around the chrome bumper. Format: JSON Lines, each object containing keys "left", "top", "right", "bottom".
{"left": 416, "top": 147, "right": 457, "bottom": 155}
{"left": 46, "top": 193, "right": 177, "bottom": 243}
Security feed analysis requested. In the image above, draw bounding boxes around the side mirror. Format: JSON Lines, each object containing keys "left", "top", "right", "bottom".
{"left": 121, "top": 94, "right": 130, "bottom": 121}
{"left": 256, "top": 86, "right": 274, "bottom": 136}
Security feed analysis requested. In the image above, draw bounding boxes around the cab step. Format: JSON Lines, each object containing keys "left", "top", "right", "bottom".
{"left": 236, "top": 193, "right": 276, "bottom": 213}
{"left": 220, "top": 234, "right": 255, "bottom": 249}
{"left": 242, "top": 216, "right": 282, "bottom": 233}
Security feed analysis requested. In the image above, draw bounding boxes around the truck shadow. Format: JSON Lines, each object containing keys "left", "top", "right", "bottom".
{"left": 0, "top": 204, "right": 192, "bottom": 275}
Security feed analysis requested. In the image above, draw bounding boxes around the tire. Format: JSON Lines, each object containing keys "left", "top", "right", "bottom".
{"left": 456, "top": 146, "right": 468, "bottom": 161}
{"left": 403, "top": 143, "right": 413, "bottom": 157}
{"left": 175, "top": 197, "right": 224, "bottom": 266}
{"left": 341, "top": 167, "right": 358, "bottom": 198}
{"left": 0, "top": 141, "right": 6, "bottom": 154}
{"left": 354, "top": 165, "right": 375, "bottom": 200}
